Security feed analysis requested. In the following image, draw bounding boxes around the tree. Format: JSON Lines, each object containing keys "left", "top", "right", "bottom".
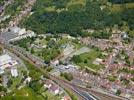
{"left": 60, "top": 72, "right": 73, "bottom": 81}
{"left": 116, "top": 90, "right": 121, "bottom": 95}
{"left": 21, "top": 70, "right": 27, "bottom": 78}
{"left": 71, "top": 55, "right": 82, "bottom": 63}
{"left": 7, "top": 79, "right": 13, "bottom": 88}
{"left": 31, "top": 47, "right": 35, "bottom": 54}
{"left": 29, "top": 81, "right": 42, "bottom": 92}
{"left": 84, "top": 59, "right": 88, "bottom": 64}
{"left": 128, "top": 30, "right": 134, "bottom": 38}
{"left": 44, "top": 94, "right": 48, "bottom": 100}
{"left": 0, "top": 85, "right": 7, "bottom": 92}
{"left": 0, "top": 47, "right": 3, "bottom": 55}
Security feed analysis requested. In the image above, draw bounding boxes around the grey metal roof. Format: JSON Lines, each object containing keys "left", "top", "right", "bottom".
{"left": 1, "top": 31, "right": 18, "bottom": 41}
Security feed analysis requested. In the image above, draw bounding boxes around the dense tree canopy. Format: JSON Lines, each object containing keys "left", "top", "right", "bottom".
{"left": 108, "top": 0, "right": 134, "bottom": 4}
{"left": 122, "top": 8, "right": 134, "bottom": 30}
{"left": 21, "top": 0, "right": 134, "bottom": 38}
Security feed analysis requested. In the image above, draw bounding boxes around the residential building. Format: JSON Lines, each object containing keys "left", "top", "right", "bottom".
{"left": 11, "top": 68, "right": 18, "bottom": 77}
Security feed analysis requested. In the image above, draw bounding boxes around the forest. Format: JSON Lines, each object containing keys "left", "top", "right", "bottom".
{"left": 108, "top": 0, "right": 134, "bottom": 4}
{"left": 21, "top": 0, "right": 134, "bottom": 37}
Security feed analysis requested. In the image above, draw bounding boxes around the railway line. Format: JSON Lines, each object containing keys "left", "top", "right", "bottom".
{"left": 0, "top": 42, "right": 124, "bottom": 100}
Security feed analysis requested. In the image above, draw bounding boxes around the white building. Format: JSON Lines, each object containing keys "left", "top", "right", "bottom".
{"left": 93, "top": 58, "right": 103, "bottom": 65}
{"left": 0, "top": 54, "right": 12, "bottom": 67}
{"left": 18, "top": 28, "right": 26, "bottom": 35}
{"left": 10, "top": 26, "right": 21, "bottom": 33}
{"left": 0, "top": 54, "right": 18, "bottom": 74}
{"left": 11, "top": 68, "right": 18, "bottom": 77}
{"left": 50, "top": 60, "right": 59, "bottom": 66}
{"left": 44, "top": 80, "right": 60, "bottom": 95}
{"left": 9, "top": 29, "right": 36, "bottom": 42}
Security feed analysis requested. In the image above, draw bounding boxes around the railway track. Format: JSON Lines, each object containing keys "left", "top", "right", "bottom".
{"left": 0, "top": 43, "right": 85, "bottom": 100}
{"left": 0, "top": 43, "right": 124, "bottom": 100}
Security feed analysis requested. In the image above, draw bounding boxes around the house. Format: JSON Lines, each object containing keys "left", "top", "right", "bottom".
{"left": 18, "top": 28, "right": 26, "bottom": 35}
{"left": 11, "top": 68, "right": 18, "bottom": 77}
{"left": 93, "top": 58, "right": 103, "bottom": 65}
{"left": 24, "top": 76, "right": 31, "bottom": 84}
{"left": 10, "top": 26, "right": 21, "bottom": 33}
{"left": 44, "top": 80, "right": 52, "bottom": 88}
{"left": 61, "top": 96, "right": 71, "bottom": 100}
{"left": 50, "top": 60, "right": 59, "bottom": 66}
{"left": 121, "top": 31, "right": 129, "bottom": 39}
{"left": 49, "top": 84, "right": 60, "bottom": 95}
{"left": 44, "top": 80, "right": 60, "bottom": 95}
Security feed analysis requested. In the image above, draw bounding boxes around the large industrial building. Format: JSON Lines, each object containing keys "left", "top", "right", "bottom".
{"left": 0, "top": 26, "right": 36, "bottom": 43}
{"left": 0, "top": 54, "right": 18, "bottom": 74}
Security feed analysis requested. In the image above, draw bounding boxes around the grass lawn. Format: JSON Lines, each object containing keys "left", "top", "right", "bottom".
{"left": 73, "top": 49, "right": 104, "bottom": 72}
{"left": 67, "top": 0, "right": 86, "bottom": 7}
{"left": 107, "top": 75, "right": 117, "bottom": 82}
{"left": 9, "top": 75, "right": 22, "bottom": 91}
{"left": 34, "top": 38, "right": 48, "bottom": 46}
{"left": 41, "top": 91, "right": 62, "bottom": 100}
{"left": 109, "top": 3, "right": 134, "bottom": 12}
{"left": 45, "top": 6, "right": 56, "bottom": 12}
{"left": 58, "top": 37, "right": 83, "bottom": 49}
{"left": 1, "top": 87, "right": 44, "bottom": 100}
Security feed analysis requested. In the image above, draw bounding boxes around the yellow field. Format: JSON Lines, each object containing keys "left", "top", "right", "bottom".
{"left": 110, "top": 3, "right": 134, "bottom": 12}
{"left": 67, "top": 0, "right": 86, "bottom": 7}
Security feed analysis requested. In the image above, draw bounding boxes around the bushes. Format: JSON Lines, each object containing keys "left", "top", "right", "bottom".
{"left": 91, "top": 31, "right": 112, "bottom": 39}
{"left": 71, "top": 55, "right": 82, "bottom": 63}
{"left": 29, "top": 80, "right": 43, "bottom": 92}
{"left": 0, "top": 47, "right": 3, "bottom": 55}
{"left": 60, "top": 72, "right": 73, "bottom": 81}
{"left": 108, "top": 0, "right": 134, "bottom": 4}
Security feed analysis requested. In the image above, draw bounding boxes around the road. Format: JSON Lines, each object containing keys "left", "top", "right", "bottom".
{"left": 0, "top": 0, "right": 96, "bottom": 99}
{"left": 0, "top": 0, "right": 125, "bottom": 99}
{"left": 0, "top": 42, "right": 125, "bottom": 100}
{"left": 0, "top": 43, "right": 85, "bottom": 100}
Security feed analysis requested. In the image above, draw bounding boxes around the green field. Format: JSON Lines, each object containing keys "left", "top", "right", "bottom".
{"left": 41, "top": 91, "right": 62, "bottom": 100}
{"left": 110, "top": 3, "right": 134, "bottom": 12}
{"left": 1, "top": 87, "right": 44, "bottom": 100}
{"left": 72, "top": 49, "right": 105, "bottom": 72}
{"left": 67, "top": 0, "right": 86, "bottom": 7}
